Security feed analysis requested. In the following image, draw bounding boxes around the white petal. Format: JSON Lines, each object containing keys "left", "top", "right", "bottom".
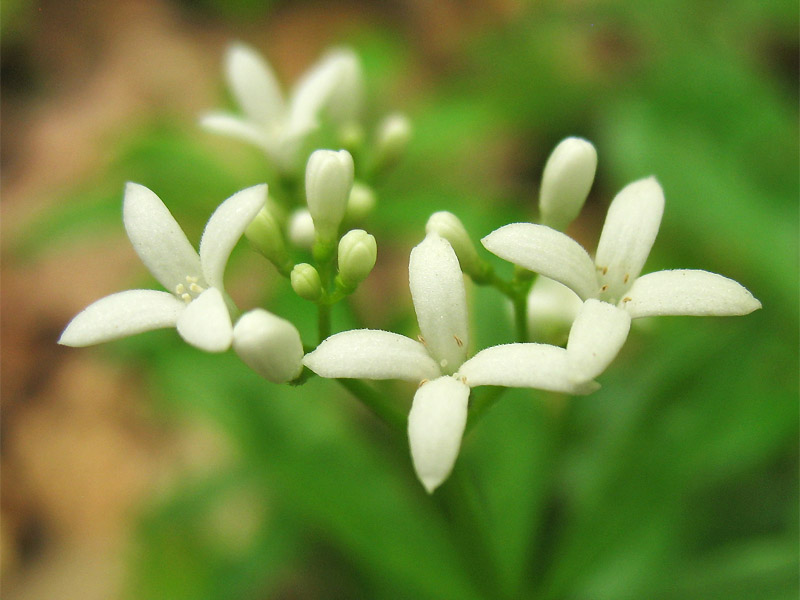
{"left": 409, "top": 234, "right": 469, "bottom": 375}
{"left": 199, "top": 112, "right": 273, "bottom": 151}
{"left": 123, "top": 183, "right": 202, "bottom": 292}
{"left": 176, "top": 288, "right": 233, "bottom": 352}
{"left": 407, "top": 376, "right": 470, "bottom": 493}
{"left": 595, "top": 177, "right": 664, "bottom": 299}
{"left": 457, "top": 344, "right": 599, "bottom": 395}
{"left": 303, "top": 329, "right": 440, "bottom": 382}
{"left": 58, "top": 289, "right": 183, "bottom": 347}
{"left": 200, "top": 184, "right": 267, "bottom": 289}
{"left": 320, "top": 48, "right": 364, "bottom": 126}
{"left": 225, "top": 43, "right": 285, "bottom": 126}
{"left": 286, "top": 51, "right": 345, "bottom": 137}
{"left": 622, "top": 269, "right": 763, "bottom": 318}
{"left": 566, "top": 299, "right": 631, "bottom": 381}
{"left": 481, "top": 223, "right": 598, "bottom": 300}
{"left": 233, "top": 309, "right": 304, "bottom": 383}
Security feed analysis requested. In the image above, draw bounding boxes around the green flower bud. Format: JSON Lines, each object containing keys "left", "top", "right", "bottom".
{"left": 346, "top": 181, "right": 376, "bottom": 221}
{"left": 539, "top": 137, "right": 597, "bottom": 231}
{"left": 373, "top": 113, "right": 411, "bottom": 172}
{"left": 425, "top": 211, "right": 484, "bottom": 279}
{"left": 245, "top": 207, "right": 289, "bottom": 271}
{"left": 305, "top": 149, "right": 354, "bottom": 242}
{"left": 290, "top": 263, "right": 323, "bottom": 302}
{"left": 233, "top": 309, "right": 304, "bottom": 383}
{"left": 337, "top": 229, "right": 377, "bottom": 288}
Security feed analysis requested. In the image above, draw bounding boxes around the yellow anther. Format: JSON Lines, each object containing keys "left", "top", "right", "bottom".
{"left": 623, "top": 273, "right": 630, "bottom": 283}
{"left": 417, "top": 334, "right": 426, "bottom": 346}
{"left": 622, "top": 296, "right": 632, "bottom": 303}
{"left": 186, "top": 276, "right": 199, "bottom": 283}
{"left": 454, "top": 334, "right": 463, "bottom": 347}
{"left": 189, "top": 283, "right": 204, "bottom": 294}
{"left": 176, "top": 283, "right": 186, "bottom": 295}
{"left": 418, "top": 379, "right": 429, "bottom": 387}
{"left": 181, "top": 293, "right": 192, "bottom": 303}
{"left": 600, "top": 284, "right": 608, "bottom": 292}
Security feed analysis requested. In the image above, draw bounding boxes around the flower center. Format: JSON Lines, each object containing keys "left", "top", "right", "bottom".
{"left": 175, "top": 275, "right": 206, "bottom": 304}
{"left": 596, "top": 265, "right": 631, "bottom": 305}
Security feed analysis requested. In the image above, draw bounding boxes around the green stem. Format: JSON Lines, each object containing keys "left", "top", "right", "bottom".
{"left": 336, "top": 379, "right": 406, "bottom": 433}
{"left": 317, "top": 303, "right": 331, "bottom": 344}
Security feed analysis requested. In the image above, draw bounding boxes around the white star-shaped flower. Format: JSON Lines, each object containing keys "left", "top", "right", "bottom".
{"left": 201, "top": 43, "right": 362, "bottom": 173}
{"left": 304, "top": 233, "right": 613, "bottom": 493}
{"left": 59, "top": 183, "right": 266, "bottom": 353}
{"left": 483, "top": 177, "right": 761, "bottom": 377}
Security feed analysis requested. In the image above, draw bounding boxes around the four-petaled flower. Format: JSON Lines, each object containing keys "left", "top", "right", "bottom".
{"left": 483, "top": 177, "right": 761, "bottom": 378}
{"left": 59, "top": 183, "right": 266, "bottom": 353}
{"left": 201, "top": 42, "right": 361, "bottom": 173}
{"left": 304, "top": 233, "right": 624, "bottom": 493}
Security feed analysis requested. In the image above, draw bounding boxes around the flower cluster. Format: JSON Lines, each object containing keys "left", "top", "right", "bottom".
{"left": 59, "top": 46, "right": 761, "bottom": 493}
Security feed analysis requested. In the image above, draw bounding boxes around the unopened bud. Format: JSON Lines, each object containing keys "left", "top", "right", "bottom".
{"left": 346, "top": 181, "right": 376, "bottom": 221}
{"left": 527, "top": 276, "right": 582, "bottom": 345}
{"left": 337, "top": 229, "right": 377, "bottom": 288}
{"left": 539, "top": 137, "right": 597, "bottom": 231}
{"left": 291, "top": 263, "right": 324, "bottom": 302}
{"left": 287, "top": 209, "right": 316, "bottom": 249}
{"left": 373, "top": 113, "right": 411, "bottom": 172}
{"left": 233, "top": 309, "right": 304, "bottom": 383}
{"left": 246, "top": 207, "right": 289, "bottom": 270}
{"left": 305, "top": 149, "right": 354, "bottom": 242}
{"left": 425, "top": 211, "right": 484, "bottom": 278}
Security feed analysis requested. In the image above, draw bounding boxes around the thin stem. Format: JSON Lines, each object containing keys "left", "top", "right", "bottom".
{"left": 336, "top": 379, "right": 406, "bottom": 434}
{"left": 317, "top": 303, "right": 332, "bottom": 343}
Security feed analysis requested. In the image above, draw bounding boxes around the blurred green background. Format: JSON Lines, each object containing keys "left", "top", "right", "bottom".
{"left": 2, "top": 1, "right": 797, "bottom": 599}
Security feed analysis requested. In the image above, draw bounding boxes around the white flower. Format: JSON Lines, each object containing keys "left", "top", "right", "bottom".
{"left": 304, "top": 233, "right": 606, "bottom": 493}
{"left": 201, "top": 43, "right": 362, "bottom": 173}
{"left": 59, "top": 183, "right": 266, "bottom": 353}
{"left": 483, "top": 177, "right": 761, "bottom": 378}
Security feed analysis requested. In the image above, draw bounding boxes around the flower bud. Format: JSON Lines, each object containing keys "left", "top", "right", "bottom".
{"left": 373, "top": 113, "right": 411, "bottom": 172}
{"left": 245, "top": 207, "right": 289, "bottom": 270}
{"left": 539, "top": 137, "right": 597, "bottom": 231}
{"left": 425, "top": 212, "right": 484, "bottom": 279}
{"left": 233, "top": 309, "right": 304, "bottom": 383}
{"left": 526, "top": 276, "right": 582, "bottom": 345}
{"left": 305, "top": 149, "right": 354, "bottom": 242}
{"left": 287, "top": 208, "right": 316, "bottom": 249}
{"left": 337, "top": 229, "right": 377, "bottom": 288}
{"left": 291, "top": 263, "right": 324, "bottom": 302}
{"left": 346, "top": 181, "right": 376, "bottom": 221}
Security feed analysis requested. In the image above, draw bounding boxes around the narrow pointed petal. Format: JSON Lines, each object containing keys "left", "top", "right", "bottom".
{"left": 622, "top": 269, "right": 762, "bottom": 318}
{"left": 303, "top": 329, "right": 440, "bottom": 382}
{"left": 123, "top": 183, "right": 202, "bottom": 292}
{"left": 566, "top": 299, "right": 631, "bottom": 381}
{"left": 200, "top": 184, "right": 267, "bottom": 289}
{"left": 286, "top": 52, "right": 344, "bottom": 137}
{"left": 225, "top": 43, "right": 285, "bottom": 125}
{"left": 199, "top": 112, "right": 272, "bottom": 150}
{"left": 457, "top": 344, "right": 599, "bottom": 395}
{"left": 595, "top": 177, "right": 664, "bottom": 298}
{"left": 408, "top": 376, "right": 470, "bottom": 493}
{"left": 58, "top": 290, "right": 183, "bottom": 347}
{"left": 233, "top": 309, "right": 304, "bottom": 383}
{"left": 409, "top": 234, "right": 469, "bottom": 375}
{"left": 176, "top": 288, "right": 233, "bottom": 352}
{"left": 482, "top": 223, "right": 598, "bottom": 300}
